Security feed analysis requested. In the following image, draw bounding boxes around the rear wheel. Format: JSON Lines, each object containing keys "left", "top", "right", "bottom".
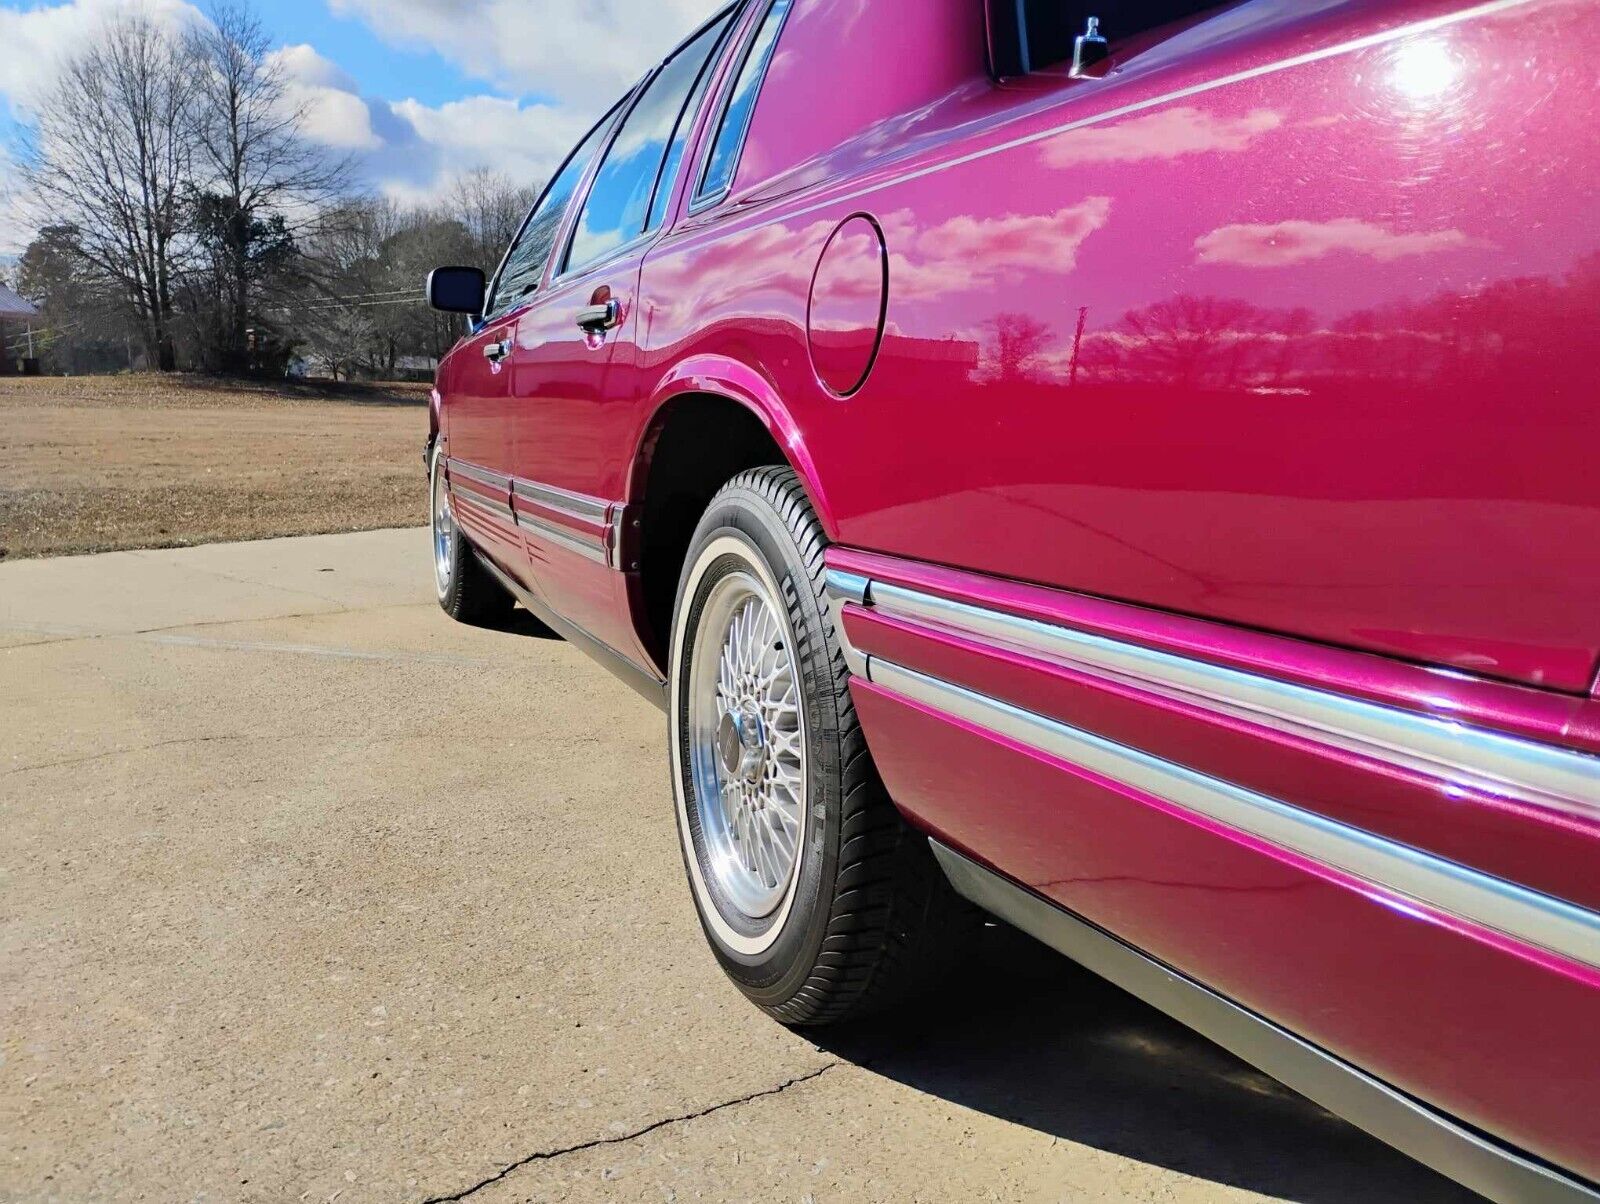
{"left": 429, "top": 442, "right": 516, "bottom": 627}
{"left": 669, "top": 466, "right": 976, "bottom": 1025}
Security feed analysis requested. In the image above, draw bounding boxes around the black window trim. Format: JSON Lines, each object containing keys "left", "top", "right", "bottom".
{"left": 554, "top": 3, "right": 742, "bottom": 284}
{"left": 481, "top": 94, "right": 632, "bottom": 321}
{"left": 640, "top": 6, "right": 741, "bottom": 237}
{"left": 687, "top": 0, "right": 795, "bottom": 217}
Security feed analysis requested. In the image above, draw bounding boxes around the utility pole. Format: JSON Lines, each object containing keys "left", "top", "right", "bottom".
{"left": 1069, "top": 305, "right": 1088, "bottom": 387}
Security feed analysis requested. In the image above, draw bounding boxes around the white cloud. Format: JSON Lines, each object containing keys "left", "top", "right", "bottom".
{"left": 0, "top": 0, "right": 201, "bottom": 114}
{"left": 326, "top": 0, "right": 722, "bottom": 107}
{"left": 0, "top": 0, "right": 708, "bottom": 249}
{"left": 271, "top": 45, "right": 382, "bottom": 151}
{"left": 387, "top": 95, "right": 589, "bottom": 193}
{"left": 0, "top": 143, "right": 31, "bottom": 260}
{"left": 1195, "top": 218, "right": 1476, "bottom": 268}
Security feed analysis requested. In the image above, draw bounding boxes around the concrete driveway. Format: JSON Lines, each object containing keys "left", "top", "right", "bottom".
{"left": 1, "top": 529, "right": 1478, "bottom": 1203}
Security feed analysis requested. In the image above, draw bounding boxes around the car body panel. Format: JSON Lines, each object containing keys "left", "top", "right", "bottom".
{"left": 848, "top": 676, "right": 1600, "bottom": 1179}
{"left": 432, "top": 0, "right": 1600, "bottom": 1185}
{"left": 436, "top": 320, "right": 529, "bottom": 582}
{"left": 510, "top": 254, "right": 653, "bottom": 666}
{"left": 709, "top": 0, "right": 1600, "bottom": 692}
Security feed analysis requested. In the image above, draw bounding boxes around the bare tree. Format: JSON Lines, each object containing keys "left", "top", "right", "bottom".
{"left": 185, "top": 0, "right": 348, "bottom": 370}
{"left": 446, "top": 169, "right": 539, "bottom": 276}
{"left": 984, "top": 312, "right": 1054, "bottom": 384}
{"left": 22, "top": 12, "right": 195, "bottom": 369}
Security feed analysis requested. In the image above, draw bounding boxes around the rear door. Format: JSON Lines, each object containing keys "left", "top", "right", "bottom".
{"left": 507, "top": 10, "right": 735, "bottom": 662}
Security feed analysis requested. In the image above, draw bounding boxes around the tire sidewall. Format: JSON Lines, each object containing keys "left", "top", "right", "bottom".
{"left": 669, "top": 480, "right": 842, "bottom": 1007}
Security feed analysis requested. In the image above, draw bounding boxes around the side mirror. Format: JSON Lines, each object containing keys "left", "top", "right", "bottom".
{"left": 426, "top": 266, "right": 487, "bottom": 316}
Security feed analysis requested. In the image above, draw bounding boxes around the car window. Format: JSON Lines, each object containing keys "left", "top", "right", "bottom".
{"left": 564, "top": 15, "right": 731, "bottom": 275}
{"left": 646, "top": 13, "right": 734, "bottom": 232}
{"left": 486, "top": 107, "right": 618, "bottom": 316}
{"left": 695, "top": 0, "right": 793, "bottom": 205}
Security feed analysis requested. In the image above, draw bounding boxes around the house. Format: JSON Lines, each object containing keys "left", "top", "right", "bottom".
{"left": 0, "top": 282, "right": 41, "bottom": 375}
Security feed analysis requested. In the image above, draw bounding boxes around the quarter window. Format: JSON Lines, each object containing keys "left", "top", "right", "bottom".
{"left": 696, "top": 0, "right": 793, "bottom": 205}
{"left": 564, "top": 13, "right": 732, "bottom": 274}
{"left": 488, "top": 108, "right": 619, "bottom": 315}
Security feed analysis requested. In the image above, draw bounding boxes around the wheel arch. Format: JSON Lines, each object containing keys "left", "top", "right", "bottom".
{"left": 626, "top": 355, "right": 837, "bottom": 673}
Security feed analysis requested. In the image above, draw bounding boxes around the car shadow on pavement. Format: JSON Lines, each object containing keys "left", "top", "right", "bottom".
{"left": 493, "top": 606, "right": 565, "bottom": 639}
{"left": 814, "top": 924, "right": 1480, "bottom": 1204}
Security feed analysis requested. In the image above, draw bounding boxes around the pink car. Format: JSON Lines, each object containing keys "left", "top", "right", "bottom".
{"left": 424, "top": 2, "right": 1600, "bottom": 1196}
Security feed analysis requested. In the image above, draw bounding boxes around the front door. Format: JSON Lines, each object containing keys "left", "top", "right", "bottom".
{"left": 442, "top": 98, "right": 627, "bottom": 592}
{"left": 439, "top": 316, "right": 521, "bottom": 576}
{"left": 509, "top": 10, "right": 735, "bottom": 664}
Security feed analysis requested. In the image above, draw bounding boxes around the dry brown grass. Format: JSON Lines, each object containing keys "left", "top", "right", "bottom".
{"left": 0, "top": 374, "right": 432, "bottom": 559}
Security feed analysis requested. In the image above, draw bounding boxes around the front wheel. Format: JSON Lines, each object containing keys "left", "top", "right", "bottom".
{"left": 429, "top": 442, "right": 516, "bottom": 627}
{"left": 668, "top": 467, "right": 975, "bottom": 1026}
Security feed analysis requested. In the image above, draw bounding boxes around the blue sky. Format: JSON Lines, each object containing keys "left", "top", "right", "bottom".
{"left": 0, "top": 0, "right": 720, "bottom": 257}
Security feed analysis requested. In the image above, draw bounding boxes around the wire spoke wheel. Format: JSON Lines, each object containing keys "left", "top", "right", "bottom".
{"left": 431, "top": 452, "right": 455, "bottom": 598}
{"left": 688, "top": 567, "right": 807, "bottom": 921}
{"left": 670, "top": 468, "right": 973, "bottom": 1023}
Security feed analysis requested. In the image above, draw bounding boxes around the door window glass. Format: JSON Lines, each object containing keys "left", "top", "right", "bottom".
{"left": 564, "top": 14, "right": 731, "bottom": 274}
{"left": 696, "top": 0, "right": 793, "bottom": 205}
{"left": 487, "top": 106, "right": 618, "bottom": 315}
{"left": 646, "top": 14, "right": 734, "bottom": 232}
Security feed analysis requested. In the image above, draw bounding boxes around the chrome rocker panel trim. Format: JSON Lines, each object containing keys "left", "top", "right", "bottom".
{"left": 931, "top": 841, "right": 1600, "bottom": 1204}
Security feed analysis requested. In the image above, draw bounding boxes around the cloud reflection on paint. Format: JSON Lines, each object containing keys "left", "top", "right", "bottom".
{"left": 1194, "top": 218, "right": 1476, "bottom": 268}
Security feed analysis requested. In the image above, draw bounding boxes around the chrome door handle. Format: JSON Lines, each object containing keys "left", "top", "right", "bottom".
{"left": 576, "top": 299, "right": 621, "bottom": 333}
{"left": 483, "top": 339, "right": 511, "bottom": 362}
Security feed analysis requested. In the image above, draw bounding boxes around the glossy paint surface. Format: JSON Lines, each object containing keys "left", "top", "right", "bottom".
{"left": 850, "top": 679, "right": 1600, "bottom": 1180}
{"left": 642, "top": 0, "right": 1600, "bottom": 692}
{"left": 432, "top": 0, "right": 1600, "bottom": 1178}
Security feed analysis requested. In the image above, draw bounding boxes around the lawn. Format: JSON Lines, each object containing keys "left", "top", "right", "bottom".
{"left": 0, "top": 374, "right": 431, "bottom": 559}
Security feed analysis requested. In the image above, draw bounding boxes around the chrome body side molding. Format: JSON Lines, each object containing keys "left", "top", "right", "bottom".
{"left": 880, "top": 659, "right": 1600, "bottom": 972}
{"left": 447, "top": 457, "right": 620, "bottom": 568}
{"left": 825, "top": 569, "right": 1600, "bottom": 972}
{"left": 861, "top": 578, "right": 1600, "bottom": 825}
{"left": 931, "top": 841, "right": 1600, "bottom": 1204}
{"left": 515, "top": 509, "right": 609, "bottom": 565}
{"left": 513, "top": 478, "right": 610, "bottom": 523}
{"left": 446, "top": 459, "right": 512, "bottom": 493}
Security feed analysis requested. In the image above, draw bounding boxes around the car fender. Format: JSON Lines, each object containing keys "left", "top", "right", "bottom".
{"left": 630, "top": 352, "right": 839, "bottom": 542}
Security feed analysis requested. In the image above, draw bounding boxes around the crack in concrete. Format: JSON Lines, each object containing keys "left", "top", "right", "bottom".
{"left": 126, "top": 550, "right": 354, "bottom": 610}
{"left": 418, "top": 1063, "right": 844, "bottom": 1204}
{"left": 3, "top": 734, "right": 254, "bottom": 777}
{"left": 0, "top": 604, "right": 445, "bottom": 662}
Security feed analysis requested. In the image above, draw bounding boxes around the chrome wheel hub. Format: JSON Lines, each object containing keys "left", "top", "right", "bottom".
{"left": 718, "top": 701, "right": 767, "bottom": 783}
{"left": 687, "top": 569, "right": 806, "bottom": 921}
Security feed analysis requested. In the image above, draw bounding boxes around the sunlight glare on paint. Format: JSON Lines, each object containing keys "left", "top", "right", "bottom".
{"left": 1390, "top": 37, "right": 1461, "bottom": 103}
